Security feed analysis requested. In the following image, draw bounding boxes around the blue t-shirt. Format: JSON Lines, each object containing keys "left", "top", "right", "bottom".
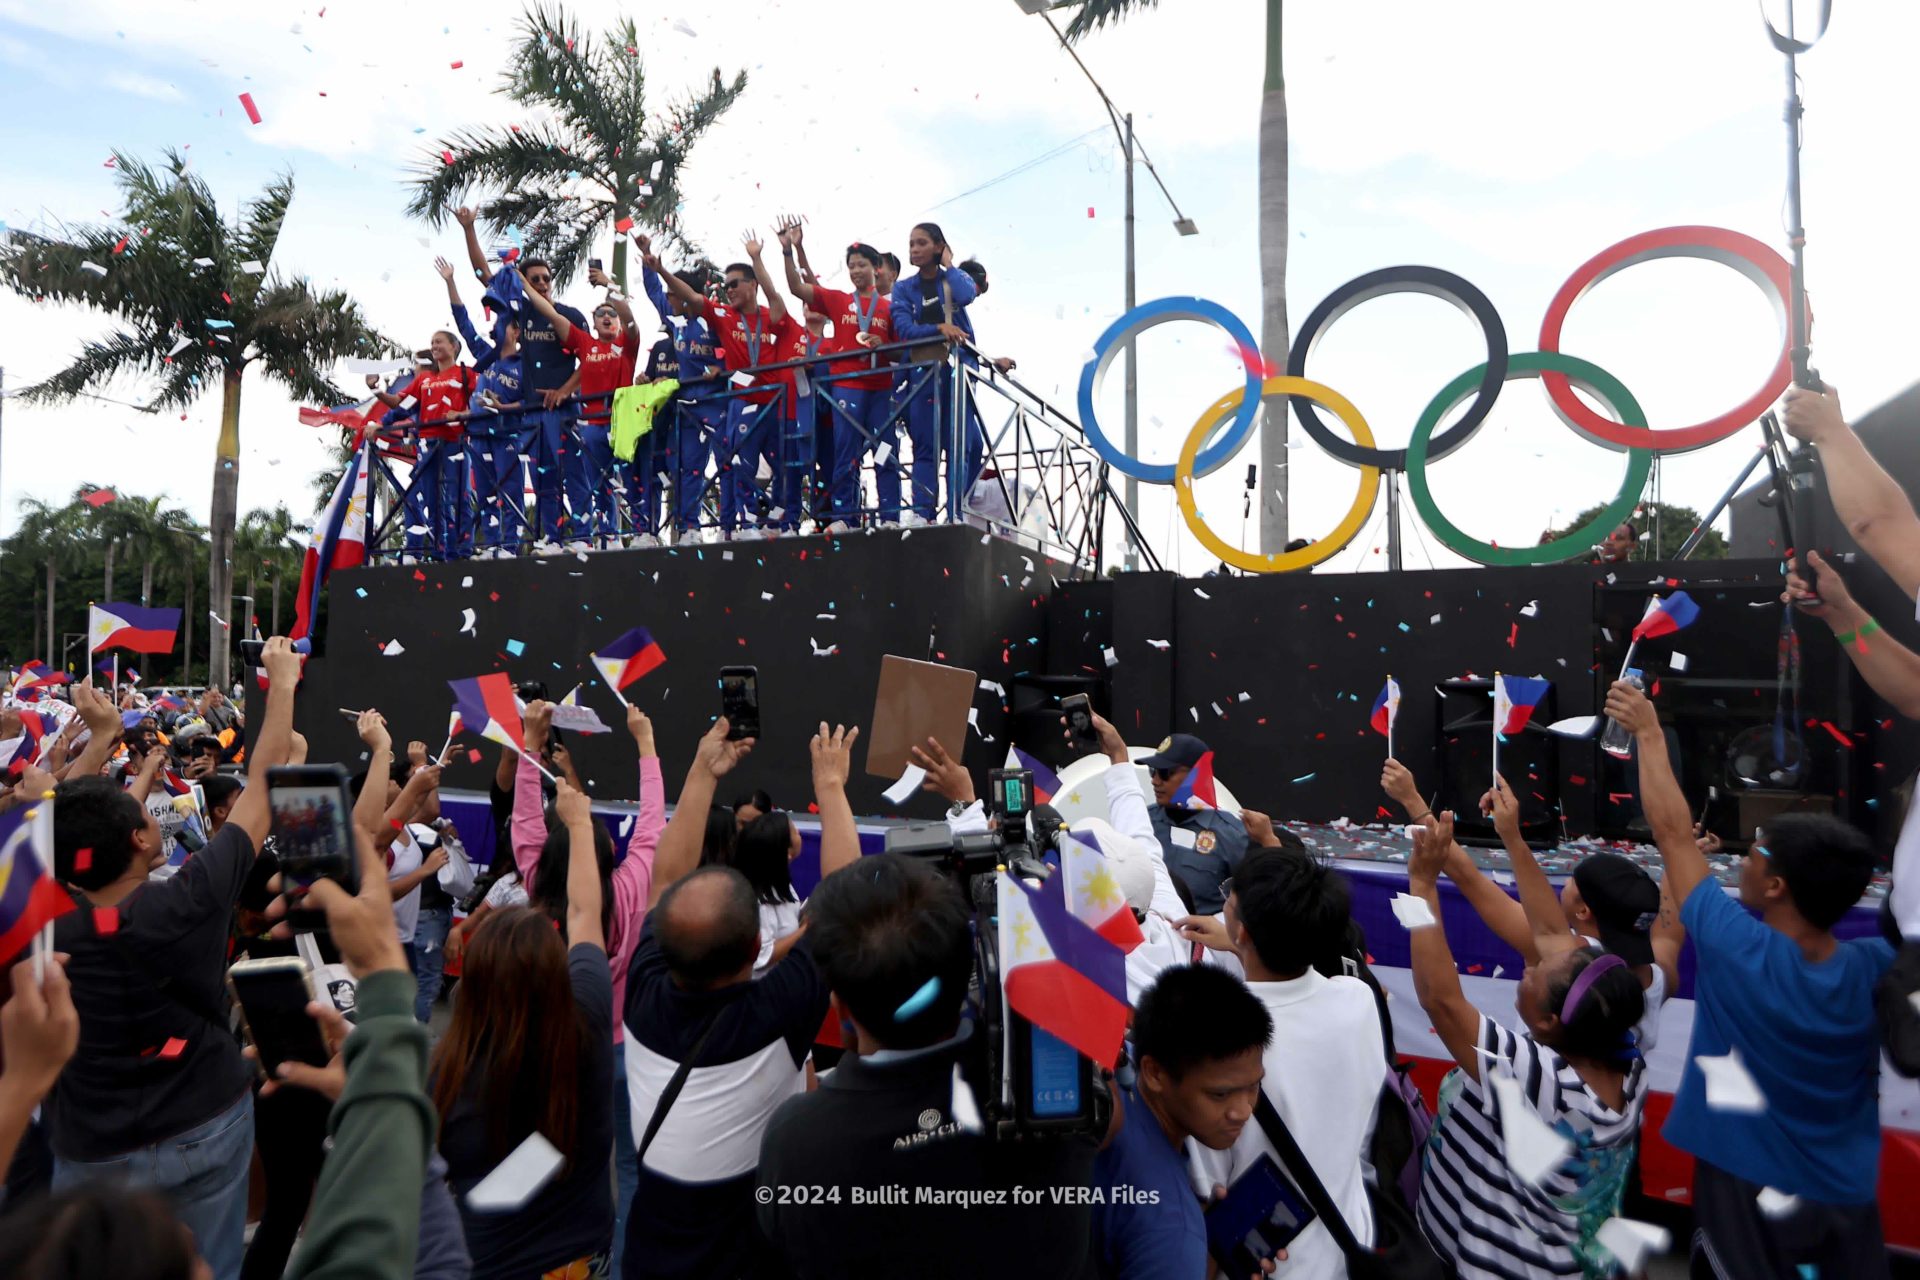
{"left": 1663, "top": 879, "right": 1895, "bottom": 1204}
{"left": 1090, "top": 1077, "right": 1206, "bottom": 1280}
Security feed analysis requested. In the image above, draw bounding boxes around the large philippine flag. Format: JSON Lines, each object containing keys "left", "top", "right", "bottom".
{"left": 1493, "top": 674, "right": 1552, "bottom": 736}
{"left": 997, "top": 870, "right": 1129, "bottom": 1067}
{"left": 447, "top": 674, "right": 527, "bottom": 756}
{"left": 0, "top": 798, "right": 73, "bottom": 966}
{"left": 1058, "top": 831, "right": 1145, "bottom": 953}
{"left": 1632, "top": 591, "right": 1700, "bottom": 641}
{"left": 88, "top": 603, "right": 181, "bottom": 655}
{"left": 589, "top": 627, "right": 667, "bottom": 693}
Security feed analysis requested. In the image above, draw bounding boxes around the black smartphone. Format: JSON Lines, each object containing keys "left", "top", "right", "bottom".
{"left": 228, "top": 957, "right": 331, "bottom": 1078}
{"left": 1205, "top": 1153, "right": 1317, "bottom": 1276}
{"left": 588, "top": 257, "right": 604, "bottom": 271}
{"left": 268, "top": 764, "right": 360, "bottom": 931}
{"left": 239, "top": 638, "right": 266, "bottom": 667}
{"left": 719, "top": 666, "right": 760, "bottom": 741}
{"left": 1061, "top": 693, "right": 1098, "bottom": 750}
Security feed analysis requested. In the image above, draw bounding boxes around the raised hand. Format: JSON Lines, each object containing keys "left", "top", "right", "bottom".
{"left": 555, "top": 778, "right": 593, "bottom": 829}
{"left": 1603, "top": 679, "right": 1660, "bottom": 739}
{"left": 454, "top": 206, "right": 478, "bottom": 228}
{"left": 1381, "top": 758, "right": 1422, "bottom": 812}
{"left": 908, "top": 736, "right": 974, "bottom": 806}
{"left": 742, "top": 230, "right": 764, "bottom": 258}
{"left": 433, "top": 256, "right": 455, "bottom": 282}
{"left": 1409, "top": 812, "right": 1454, "bottom": 887}
{"left": 1780, "top": 384, "right": 1844, "bottom": 446}
{"left": 1240, "top": 808, "right": 1278, "bottom": 848}
{"left": 1785, "top": 548, "right": 1854, "bottom": 620}
{"left": 356, "top": 709, "right": 391, "bottom": 754}
{"left": 1480, "top": 774, "right": 1521, "bottom": 839}
{"left": 810, "top": 722, "right": 859, "bottom": 793}
{"left": 407, "top": 740, "right": 429, "bottom": 769}
{"left": 523, "top": 699, "right": 554, "bottom": 755}
{"left": 697, "top": 717, "right": 755, "bottom": 779}
{"left": 627, "top": 704, "right": 656, "bottom": 756}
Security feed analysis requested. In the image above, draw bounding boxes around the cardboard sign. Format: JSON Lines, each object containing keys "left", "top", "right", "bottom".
{"left": 865, "top": 655, "right": 977, "bottom": 781}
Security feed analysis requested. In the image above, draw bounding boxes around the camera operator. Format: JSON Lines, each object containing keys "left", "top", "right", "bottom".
{"left": 755, "top": 852, "right": 1100, "bottom": 1278}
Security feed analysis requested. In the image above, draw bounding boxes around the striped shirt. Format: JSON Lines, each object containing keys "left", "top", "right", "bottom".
{"left": 1418, "top": 1015, "right": 1646, "bottom": 1279}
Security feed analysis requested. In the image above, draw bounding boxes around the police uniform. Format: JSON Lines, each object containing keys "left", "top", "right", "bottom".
{"left": 1139, "top": 733, "right": 1248, "bottom": 915}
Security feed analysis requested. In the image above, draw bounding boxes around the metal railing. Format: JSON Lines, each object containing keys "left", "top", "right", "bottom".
{"left": 348, "top": 339, "right": 1160, "bottom": 575}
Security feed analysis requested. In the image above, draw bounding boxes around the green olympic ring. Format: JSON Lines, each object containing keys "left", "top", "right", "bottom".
{"left": 1404, "top": 352, "right": 1654, "bottom": 567}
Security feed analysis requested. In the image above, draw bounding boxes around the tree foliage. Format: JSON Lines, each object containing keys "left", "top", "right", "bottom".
{"left": 1545, "top": 500, "right": 1728, "bottom": 561}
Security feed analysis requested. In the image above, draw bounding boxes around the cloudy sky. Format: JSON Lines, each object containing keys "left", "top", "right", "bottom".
{"left": 2, "top": 0, "right": 1915, "bottom": 573}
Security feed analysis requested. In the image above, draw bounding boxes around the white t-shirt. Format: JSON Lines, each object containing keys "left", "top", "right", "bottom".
{"left": 1634, "top": 957, "right": 1667, "bottom": 1054}
{"left": 389, "top": 831, "right": 424, "bottom": 944}
{"left": 754, "top": 899, "right": 804, "bottom": 975}
{"left": 1190, "top": 969, "right": 1384, "bottom": 1280}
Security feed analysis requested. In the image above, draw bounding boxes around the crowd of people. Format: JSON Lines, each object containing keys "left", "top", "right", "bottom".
{"left": 0, "top": 379, "right": 1914, "bottom": 1280}
{"left": 363, "top": 213, "right": 1018, "bottom": 563}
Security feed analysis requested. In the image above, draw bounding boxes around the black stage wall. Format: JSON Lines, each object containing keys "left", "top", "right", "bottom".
{"left": 288, "top": 526, "right": 1074, "bottom": 819}
{"left": 1043, "top": 558, "right": 1869, "bottom": 848}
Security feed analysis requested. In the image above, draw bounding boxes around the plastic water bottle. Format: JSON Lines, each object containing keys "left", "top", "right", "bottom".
{"left": 1601, "top": 668, "right": 1645, "bottom": 759}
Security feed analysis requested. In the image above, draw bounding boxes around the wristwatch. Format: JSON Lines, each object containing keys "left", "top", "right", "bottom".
{"left": 948, "top": 800, "right": 972, "bottom": 819}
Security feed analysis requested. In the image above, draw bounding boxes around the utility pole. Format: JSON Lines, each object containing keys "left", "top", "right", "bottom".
{"left": 1123, "top": 114, "right": 1138, "bottom": 571}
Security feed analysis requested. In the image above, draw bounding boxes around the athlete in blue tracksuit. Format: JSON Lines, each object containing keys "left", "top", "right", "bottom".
{"left": 888, "top": 222, "right": 981, "bottom": 521}
{"left": 640, "top": 243, "right": 726, "bottom": 536}
{"left": 443, "top": 259, "right": 527, "bottom": 556}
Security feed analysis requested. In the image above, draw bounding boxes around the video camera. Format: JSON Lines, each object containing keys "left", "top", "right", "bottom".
{"left": 883, "top": 768, "right": 1112, "bottom": 1144}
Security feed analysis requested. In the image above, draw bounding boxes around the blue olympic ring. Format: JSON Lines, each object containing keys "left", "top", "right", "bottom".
{"left": 1076, "top": 297, "right": 1263, "bottom": 483}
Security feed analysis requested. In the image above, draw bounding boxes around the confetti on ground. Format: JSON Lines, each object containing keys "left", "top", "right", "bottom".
{"left": 1696, "top": 1048, "right": 1766, "bottom": 1113}
{"left": 238, "top": 92, "right": 262, "bottom": 124}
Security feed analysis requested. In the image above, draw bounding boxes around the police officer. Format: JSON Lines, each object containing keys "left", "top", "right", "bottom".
{"left": 1141, "top": 734, "right": 1248, "bottom": 914}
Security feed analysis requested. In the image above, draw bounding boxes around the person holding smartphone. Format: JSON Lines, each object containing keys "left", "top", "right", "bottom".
{"left": 44, "top": 638, "right": 302, "bottom": 1280}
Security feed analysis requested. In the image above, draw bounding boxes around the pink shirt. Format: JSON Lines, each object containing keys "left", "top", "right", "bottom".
{"left": 513, "top": 751, "right": 665, "bottom": 1043}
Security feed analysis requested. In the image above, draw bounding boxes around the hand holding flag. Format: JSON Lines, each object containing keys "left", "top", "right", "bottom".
{"left": 590, "top": 628, "right": 666, "bottom": 707}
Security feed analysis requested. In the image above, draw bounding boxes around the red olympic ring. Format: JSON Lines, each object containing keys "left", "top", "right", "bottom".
{"left": 1537, "top": 225, "right": 1792, "bottom": 454}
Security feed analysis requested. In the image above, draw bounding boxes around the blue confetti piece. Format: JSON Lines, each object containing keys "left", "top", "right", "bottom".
{"left": 1291, "top": 773, "right": 1316, "bottom": 783}
{"left": 506, "top": 639, "right": 525, "bottom": 657}
{"left": 355, "top": 588, "right": 367, "bottom": 598}
{"left": 1398, "top": 622, "right": 1411, "bottom": 632}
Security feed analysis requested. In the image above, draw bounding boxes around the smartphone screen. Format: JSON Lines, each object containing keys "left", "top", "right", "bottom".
{"left": 269, "top": 766, "right": 359, "bottom": 931}
{"left": 228, "top": 961, "right": 331, "bottom": 1077}
{"left": 720, "top": 667, "right": 760, "bottom": 741}
{"left": 1062, "top": 694, "right": 1097, "bottom": 747}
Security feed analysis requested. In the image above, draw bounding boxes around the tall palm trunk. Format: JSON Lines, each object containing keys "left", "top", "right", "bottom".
{"left": 1255, "top": 0, "right": 1291, "bottom": 554}
{"left": 32, "top": 585, "right": 42, "bottom": 667}
{"left": 609, "top": 195, "right": 632, "bottom": 294}
{"left": 45, "top": 557, "right": 56, "bottom": 669}
{"left": 246, "top": 570, "right": 258, "bottom": 637}
{"left": 270, "top": 573, "right": 282, "bottom": 636}
{"left": 142, "top": 556, "right": 154, "bottom": 607}
{"left": 104, "top": 540, "right": 116, "bottom": 602}
{"left": 207, "top": 370, "right": 242, "bottom": 690}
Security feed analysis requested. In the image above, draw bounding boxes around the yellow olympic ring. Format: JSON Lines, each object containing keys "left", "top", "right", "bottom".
{"left": 1174, "top": 377, "right": 1382, "bottom": 573}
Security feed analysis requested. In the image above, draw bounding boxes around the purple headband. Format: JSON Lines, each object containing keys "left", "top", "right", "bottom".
{"left": 1560, "top": 952, "right": 1628, "bottom": 1024}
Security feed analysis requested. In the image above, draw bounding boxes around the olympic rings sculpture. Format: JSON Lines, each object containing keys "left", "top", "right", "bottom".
{"left": 1077, "top": 225, "right": 1794, "bottom": 570}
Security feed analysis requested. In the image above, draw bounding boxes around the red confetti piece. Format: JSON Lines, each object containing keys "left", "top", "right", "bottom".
{"left": 1818, "top": 720, "right": 1853, "bottom": 748}
{"left": 110, "top": 234, "right": 129, "bottom": 255}
{"left": 1507, "top": 623, "right": 1519, "bottom": 648}
{"left": 1087, "top": 207, "right": 1095, "bottom": 218}
{"left": 238, "top": 92, "right": 262, "bottom": 125}
{"left": 158, "top": 1037, "right": 189, "bottom": 1060}
{"left": 74, "top": 848, "right": 93, "bottom": 872}
{"left": 614, "top": 216, "right": 634, "bottom": 234}
{"left": 467, "top": 749, "right": 483, "bottom": 764}
{"left": 441, "top": 150, "right": 455, "bottom": 165}
{"left": 92, "top": 906, "right": 119, "bottom": 935}
{"left": 450, "top": 60, "right": 464, "bottom": 69}
{"left": 1467, "top": 964, "right": 1484, "bottom": 974}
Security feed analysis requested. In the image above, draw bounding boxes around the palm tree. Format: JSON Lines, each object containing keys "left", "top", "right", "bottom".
{"left": 235, "top": 505, "right": 303, "bottom": 636}
{"left": 405, "top": 3, "right": 748, "bottom": 291}
{"left": 13, "top": 497, "right": 84, "bottom": 666}
{"left": 0, "top": 151, "right": 391, "bottom": 690}
{"left": 1067, "top": 0, "right": 1290, "bottom": 553}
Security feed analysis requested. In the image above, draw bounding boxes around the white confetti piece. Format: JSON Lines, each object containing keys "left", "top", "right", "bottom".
{"left": 1670, "top": 652, "right": 1689, "bottom": 672}
{"left": 461, "top": 576, "right": 473, "bottom": 588}
{"left": 1188, "top": 707, "right": 1199, "bottom": 723}
{"left": 407, "top": 525, "right": 431, "bottom": 536}
{"left": 672, "top": 17, "right": 698, "bottom": 35}
{"left": 460, "top": 608, "right": 476, "bottom": 635}
{"left": 1755, "top": 1187, "right": 1799, "bottom": 1218}
{"left": 1390, "top": 893, "right": 1436, "bottom": 930}
{"left": 1600, "top": 627, "right": 1614, "bottom": 644}
{"left": 978, "top": 679, "right": 1004, "bottom": 696}
{"left": 1211, "top": 701, "right": 1224, "bottom": 716}
{"left": 192, "top": 256, "right": 214, "bottom": 267}
{"left": 1194, "top": 588, "right": 1210, "bottom": 599}
{"left": 810, "top": 637, "right": 837, "bottom": 657}
{"left": 466, "top": 1132, "right": 564, "bottom": 1212}
{"left": 1520, "top": 600, "right": 1539, "bottom": 618}
{"left": 166, "top": 334, "right": 193, "bottom": 357}
{"left": 874, "top": 442, "right": 892, "bottom": 466}
{"left": 1489, "top": 1073, "right": 1573, "bottom": 1186}
{"left": 729, "top": 370, "right": 753, "bottom": 387}
{"left": 240, "top": 259, "right": 264, "bottom": 274}
{"left": 816, "top": 613, "right": 836, "bottom": 620}
{"left": 1146, "top": 639, "right": 1171, "bottom": 651}
{"left": 1430, "top": 614, "right": 1442, "bottom": 625}
{"left": 1546, "top": 715, "right": 1601, "bottom": 739}
{"left": 760, "top": 592, "right": 774, "bottom": 601}
{"left": 1102, "top": 647, "right": 1118, "bottom": 668}
{"left": 1696, "top": 1048, "right": 1766, "bottom": 1113}
{"left": 1237, "top": 692, "right": 1251, "bottom": 702}
{"left": 967, "top": 707, "right": 981, "bottom": 732}
{"left": 722, "top": 551, "right": 734, "bottom": 561}
{"left": 1594, "top": 1218, "right": 1670, "bottom": 1272}
{"left": 882, "top": 763, "right": 927, "bottom": 807}
{"left": 79, "top": 260, "right": 107, "bottom": 276}
{"left": 381, "top": 639, "right": 405, "bottom": 656}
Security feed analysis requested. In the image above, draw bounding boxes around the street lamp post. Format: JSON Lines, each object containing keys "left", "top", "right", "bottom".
{"left": 1024, "top": 4, "right": 1198, "bottom": 569}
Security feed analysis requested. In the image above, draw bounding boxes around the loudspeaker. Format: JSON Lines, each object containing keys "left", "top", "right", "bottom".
{"left": 1432, "top": 677, "right": 1561, "bottom": 845}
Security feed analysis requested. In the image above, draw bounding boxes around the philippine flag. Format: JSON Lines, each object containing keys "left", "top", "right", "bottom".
{"left": 1493, "top": 674, "right": 1552, "bottom": 736}
{"left": 88, "top": 603, "right": 181, "bottom": 655}
{"left": 0, "top": 798, "right": 73, "bottom": 966}
{"left": 447, "top": 673, "right": 527, "bottom": 756}
{"left": 1058, "top": 833, "right": 1145, "bottom": 953}
{"left": 13, "top": 661, "right": 69, "bottom": 691}
{"left": 1632, "top": 591, "right": 1700, "bottom": 642}
{"left": 1005, "top": 746, "right": 1062, "bottom": 805}
{"left": 293, "top": 446, "right": 371, "bottom": 645}
{"left": 1370, "top": 676, "right": 1402, "bottom": 738}
{"left": 590, "top": 627, "right": 667, "bottom": 693}
{"left": 997, "top": 871, "right": 1129, "bottom": 1067}
{"left": 1167, "top": 751, "right": 1217, "bottom": 809}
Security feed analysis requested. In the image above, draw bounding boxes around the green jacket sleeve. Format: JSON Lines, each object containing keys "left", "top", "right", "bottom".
{"left": 288, "top": 970, "right": 438, "bottom": 1280}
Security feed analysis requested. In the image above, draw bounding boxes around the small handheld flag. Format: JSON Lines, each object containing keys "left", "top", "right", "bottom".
{"left": 1005, "top": 746, "right": 1062, "bottom": 805}
{"left": 1493, "top": 674, "right": 1551, "bottom": 736}
{"left": 88, "top": 603, "right": 181, "bottom": 655}
{"left": 589, "top": 628, "right": 666, "bottom": 706}
{"left": 13, "top": 661, "right": 70, "bottom": 691}
{"left": 1057, "top": 833, "right": 1145, "bottom": 953}
{"left": 1370, "top": 676, "right": 1402, "bottom": 755}
{"left": 997, "top": 871, "right": 1128, "bottom": 1067}
{"left": 448, "top": 674, "right": 549, "bottom": 779}
{"left": 1167, "top": 751, "right": 1217, "bottom": 809}
{"left": 1632, "top": 591, "right": 1700, "bottom": 642}
{"left": 0, "top": 796, "right": 73, "bottom": 969}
